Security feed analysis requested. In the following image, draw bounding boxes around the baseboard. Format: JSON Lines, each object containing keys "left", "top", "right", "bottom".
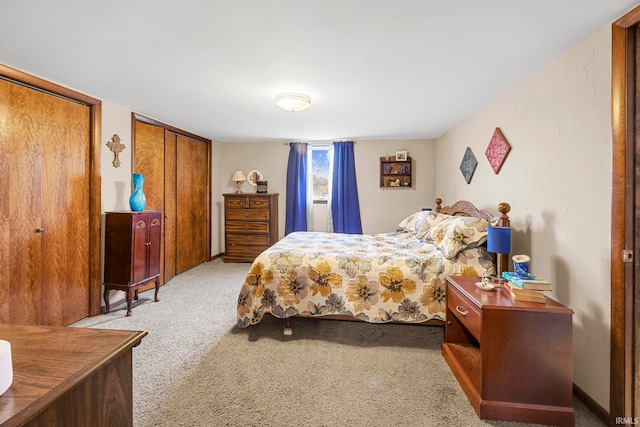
{"left": 573, "top": 383, "right": 608, "bottom": 425}
{"left": 210, "top": 253, "right": 223, "bottom": 261}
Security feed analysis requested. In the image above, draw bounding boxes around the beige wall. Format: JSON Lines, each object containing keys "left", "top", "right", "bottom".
{"left": 216, "top": 138, "right": 437, "bottom": 241}
{"left": 101, "top": 101, "right": 134, "bottom": 212}
{"left": 435, "top": 25, "right": 612, "bottom": 410}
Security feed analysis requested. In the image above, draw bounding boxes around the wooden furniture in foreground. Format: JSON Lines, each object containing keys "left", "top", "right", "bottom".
{"left": 0, "top": 324, "right": 146, "bottom": 427}
{"left": 224, "top": 193, "right": 279, "bottom": 263}
{"left": 380, "top": 155, "right": 412, "bottom": 187}
{"left": 103, "top": 211, "right": 162, "bottom": 316}
{"left": 442, "top": 275, "right": 574, "bottom": 426}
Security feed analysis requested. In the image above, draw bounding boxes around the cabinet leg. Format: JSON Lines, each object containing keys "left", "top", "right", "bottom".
{"left": 125, "top": 289, "right": 134, "bottom": 316}
{"left": 154, "top": 281, "right": 160, "bottom": 302}
{"left": 103, "top": 288, "right": 110, "bottom": 313}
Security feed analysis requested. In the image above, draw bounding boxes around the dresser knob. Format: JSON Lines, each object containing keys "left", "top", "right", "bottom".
{"left": 455, "top": 306, "right": 468, "bottom": 317}
{"left": 447, "top": 321, "right": 452, "bottom": 326}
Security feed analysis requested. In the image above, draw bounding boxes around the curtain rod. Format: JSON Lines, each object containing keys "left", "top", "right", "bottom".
{"left": 282, "top": 141, "right": 356, "bottom": 146}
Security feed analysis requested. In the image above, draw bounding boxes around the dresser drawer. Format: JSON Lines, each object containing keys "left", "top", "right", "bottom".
{"left": 225, "top": 196, "right": 247, "bottom": 209}
{"left": 249, "top": 197, "right": 271, "bottom": 209}
{"left": 447, "top": 285, "right": 481, "bottom": 341}
{"left": 225, "top": 196, "right": 272, "bottom": 210}
{"left": 226, "top": 244, "right": 268, "bottom": 258}
{"left": 225, "top": 221, "right": 270, "bottom": 234}
{"left": 226, "top": 233, "right": 269, "bottom": 246}
{"left": 226, "top": 209, "right": 269, "bottom": 221}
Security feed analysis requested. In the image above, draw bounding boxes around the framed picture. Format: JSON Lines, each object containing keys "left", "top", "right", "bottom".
{"left": 395, "top": 150, "right": 408, "bottom": 161}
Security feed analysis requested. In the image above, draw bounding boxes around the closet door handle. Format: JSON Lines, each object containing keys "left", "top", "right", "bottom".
{"left": 35, "top": 227, "right": 44, "bottom": 233}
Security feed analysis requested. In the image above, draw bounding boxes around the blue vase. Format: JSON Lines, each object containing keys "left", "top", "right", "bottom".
{"left": 129, "top": 173, "right": 146, "bottom": 211}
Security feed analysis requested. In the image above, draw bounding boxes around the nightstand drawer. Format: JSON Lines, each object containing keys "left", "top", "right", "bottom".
{"left": 447, "top": 285, "right": 481, "bottom": 341}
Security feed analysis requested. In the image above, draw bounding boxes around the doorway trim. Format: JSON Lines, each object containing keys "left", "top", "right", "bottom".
{"left": 611, "top": 5, "right": 640, "bottom": 424}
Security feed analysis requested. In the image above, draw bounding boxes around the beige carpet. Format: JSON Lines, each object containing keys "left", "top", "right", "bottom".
{"left": 72, "top": 259, "right": 604, "bottom": 427}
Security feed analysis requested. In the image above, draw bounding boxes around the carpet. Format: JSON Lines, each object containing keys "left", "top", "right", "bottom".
{"left": 72, "top": 259, "right": 604, "bottom": 427}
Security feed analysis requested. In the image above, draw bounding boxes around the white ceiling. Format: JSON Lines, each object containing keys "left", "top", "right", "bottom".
{"left": 0, "top": 1, "right": 637, "bottom": 142}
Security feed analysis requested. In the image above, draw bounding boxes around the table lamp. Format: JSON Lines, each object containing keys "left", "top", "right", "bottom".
{"left": 231, "top": 169, "right": 246, "bottom": 193}
{"left": 487, "top": 226, "right": 511, "bottom": 277}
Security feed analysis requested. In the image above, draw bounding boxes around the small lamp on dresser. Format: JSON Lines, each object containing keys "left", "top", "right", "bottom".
{"left": 487, "top": 226, "right": 511, "bottom": 277}
{"left": 231, "top": 169, "right": 246, "bottom": 193}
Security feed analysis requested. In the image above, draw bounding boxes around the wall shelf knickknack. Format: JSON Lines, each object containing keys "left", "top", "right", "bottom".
{"left": 460, "top": 147, "right": 478, "bottom": 184}
{"left": 485, "top": 127, "right": 512, "bottom": 174}
{"left": 380, "top": 156, "right": 412, "bottom": 187}
{"left": 106, "top": 134, "right": 126, "bottom": 168}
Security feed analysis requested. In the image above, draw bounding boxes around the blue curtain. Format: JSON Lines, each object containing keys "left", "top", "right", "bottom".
{"left": 331, "top": 141, "right": 362, "bottom": 234}
{"left": 285, "top": 142, "right": 308, "bottom": 235}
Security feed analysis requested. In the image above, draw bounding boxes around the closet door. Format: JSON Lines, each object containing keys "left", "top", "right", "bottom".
{"left": 164, "top": 130, "right": 177, "bottom": 283}
{"left": 176, "top": 135, "right": 209, "bottom": 273}
{"left": 133, "top": 121, "right": 166, "bottom": 285}
{"left": 0, "top": 79, "right": 90, "bottom": 326}
{"left": 133, "top": 116, "right": 211, "bottom": 281}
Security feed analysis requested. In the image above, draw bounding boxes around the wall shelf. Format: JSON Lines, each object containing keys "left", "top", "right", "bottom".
{"left": 380, "top": 156, "right": 412, "bottom": 188}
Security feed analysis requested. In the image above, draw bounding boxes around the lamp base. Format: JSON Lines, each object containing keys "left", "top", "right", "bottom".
{"left": 497, "top": 253, "right": 509, "bottom": 277}
{"left": 235, "top": 181, "right": 243, "bottom": 193}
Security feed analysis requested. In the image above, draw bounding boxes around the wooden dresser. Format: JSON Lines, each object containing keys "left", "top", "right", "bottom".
{"left": 103, "top": 211, "right": 162, "bottom": 316}
{"left": 0, "top": 324, "right": 146, "bottom": 427}
{"left": 442, "top": 275, "right": 574, "bottom": 426}
{"left": 223, "top": 193, "right": 279, "bottom": 263}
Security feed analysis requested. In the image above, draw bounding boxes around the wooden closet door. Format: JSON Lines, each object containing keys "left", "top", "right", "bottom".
{"left": 133, "top": 121, "right": 166, "bottom": 285}
{"left": 0, "top": 79, "right": 90, "bottom": 326}
{"left": 164, "top": 130, "right": 177, "bottom": 283}
{"left": 176, "top": 135, "right": 209, "bottom": 273}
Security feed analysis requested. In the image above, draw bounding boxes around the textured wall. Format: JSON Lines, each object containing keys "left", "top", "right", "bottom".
{"left": 435, "top": 25, "right": 613, "bottom": 410}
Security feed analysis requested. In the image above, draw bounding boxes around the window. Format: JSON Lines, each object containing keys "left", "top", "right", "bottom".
{"left": 310, "top": 145, "right": 332, "bottom": 202}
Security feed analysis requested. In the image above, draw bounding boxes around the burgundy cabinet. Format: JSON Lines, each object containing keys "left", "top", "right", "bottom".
{"left": 103, "top": 211, "right": 162, "bottom": 316}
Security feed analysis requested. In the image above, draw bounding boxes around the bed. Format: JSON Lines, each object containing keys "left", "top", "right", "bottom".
{"left": 236, "top": 198, "right": 511, "bottom": 330}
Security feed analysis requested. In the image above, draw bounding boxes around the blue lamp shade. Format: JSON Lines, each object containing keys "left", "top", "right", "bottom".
{"left": 487, "top": 226, "right": 511, "bottom": 254}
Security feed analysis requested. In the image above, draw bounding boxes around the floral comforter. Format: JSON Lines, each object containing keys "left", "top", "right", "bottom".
{"left": 237, "top": 229, "right": 495, "bottom": 327}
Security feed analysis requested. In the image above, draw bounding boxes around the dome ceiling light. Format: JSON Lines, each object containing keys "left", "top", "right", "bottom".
{"left": 274, "top": 92, "right": 311, "bottom": 112}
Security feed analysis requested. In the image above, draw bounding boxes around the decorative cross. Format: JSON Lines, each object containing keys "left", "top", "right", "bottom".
{"left": 106, "top": 134, "right": 126, "bottom": 168}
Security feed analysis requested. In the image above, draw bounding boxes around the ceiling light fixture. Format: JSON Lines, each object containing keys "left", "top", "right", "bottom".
{"left": 274, "top": 92, "right": 311, "bottom": 112}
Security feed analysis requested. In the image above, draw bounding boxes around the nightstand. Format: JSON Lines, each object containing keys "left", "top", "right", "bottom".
{"left": 442, "top": 275, "right": 575, "bottom": 426}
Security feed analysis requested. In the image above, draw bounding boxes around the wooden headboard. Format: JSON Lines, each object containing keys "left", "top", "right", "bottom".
{"left": 435, "top": 198, "right": 511, "bottom": 227}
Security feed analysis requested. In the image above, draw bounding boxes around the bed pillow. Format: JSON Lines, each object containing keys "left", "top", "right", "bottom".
{"left": 424, "top": 216, "right": 490, "bottom": 259}
{"left": 397, "top": 211, "right": 452, "bottom": 239}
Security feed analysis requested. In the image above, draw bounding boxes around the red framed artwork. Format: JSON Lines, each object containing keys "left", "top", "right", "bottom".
{"left": 485, "top": 127, "right": 511, "bottom": 174}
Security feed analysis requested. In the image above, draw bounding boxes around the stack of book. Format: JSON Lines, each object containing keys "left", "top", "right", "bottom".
{"left": 501, "top": 271, "right": 552, "bottom": 303}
